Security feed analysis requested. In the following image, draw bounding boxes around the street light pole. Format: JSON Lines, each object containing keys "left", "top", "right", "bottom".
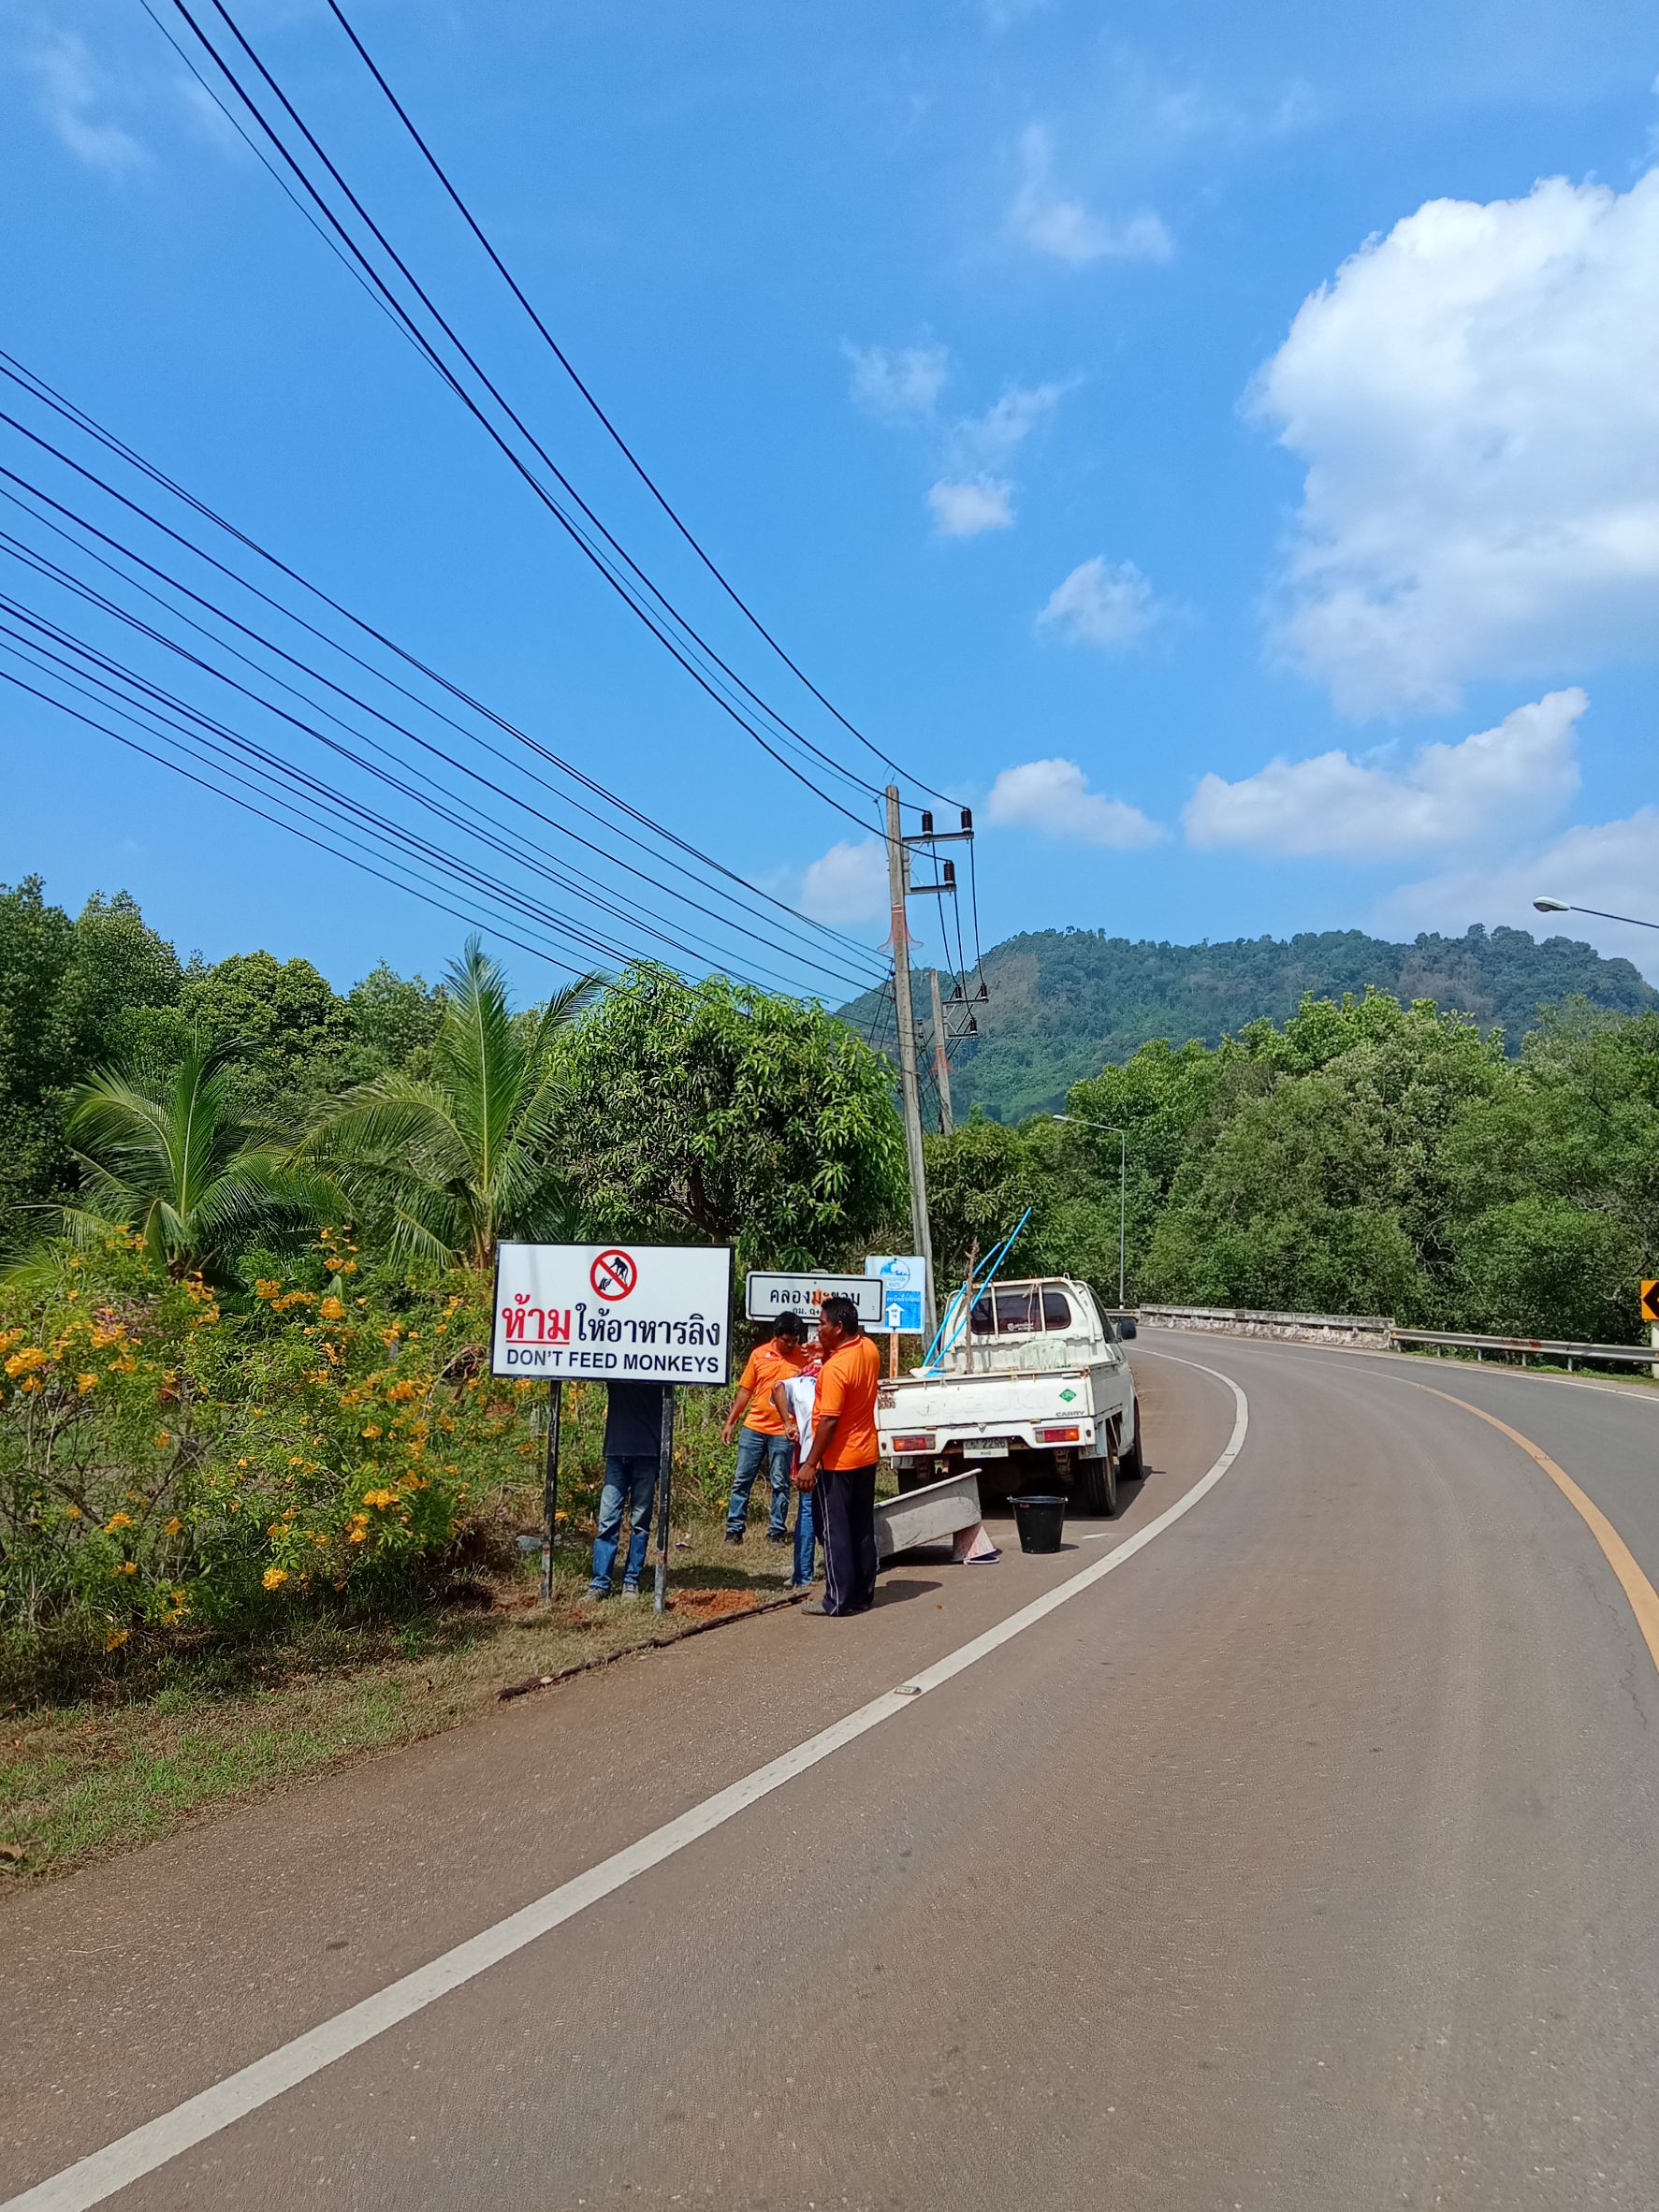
{"left": 1052, "top": 1113, "right": 1127, "bottom": 1310}
{"left": 1534, "top": 896, "right": 1659, "bottom": 933}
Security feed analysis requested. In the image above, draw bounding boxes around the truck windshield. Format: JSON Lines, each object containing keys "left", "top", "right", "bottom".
{"left": 968, "top": 1288, "right": 1075, "bottom": 1334}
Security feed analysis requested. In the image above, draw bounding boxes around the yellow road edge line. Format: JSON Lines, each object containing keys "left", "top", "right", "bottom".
{"left": 1407, "top": 1378, "right": 1659, "bottom": 1678}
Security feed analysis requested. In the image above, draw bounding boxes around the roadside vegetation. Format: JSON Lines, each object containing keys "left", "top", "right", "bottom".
{"left": 1, "top": 872, "right": 1654, "bottom": 1876}
{"left": 930, "top": 990, "right": 1659, "bottom": 1345}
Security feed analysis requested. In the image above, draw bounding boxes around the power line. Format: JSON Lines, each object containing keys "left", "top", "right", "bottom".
{"left": 0, "top": 362, "right": 890, "bottom": 990}
{"left": 136, "top": 0, "right": 429, "bottom": 371}
{"left": 0, "top": 603, "right": 706, "bottom": 978}
{"left": 318, "top": 0, "right": 966, "bottom": 813}
{"left": 0, "top": 566, "right": 847, "bottom": 996}
{"left": 163, "top": 0, "right": 903, "bottom": 842}
{"left": 0, "top": 471, "right": 882, "bottom": 997}
{"left": 0, "top": 657, "right": 597, "bottom": 978}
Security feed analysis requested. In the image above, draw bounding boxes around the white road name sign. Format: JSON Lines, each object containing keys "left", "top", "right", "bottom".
{"left": 492, "top": 1242, "right": 734, "bottom": 1384}
{"left": 744, "top": 1271, "right": 885, "bottom": 1325}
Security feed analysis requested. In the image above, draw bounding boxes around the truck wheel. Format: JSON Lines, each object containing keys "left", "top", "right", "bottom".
{"left": 1078, "top": 1442, "right": 1119, "bottom": 1518}
{"left": 1119, "top": 1413, "right": 1145, "bottom": 1486}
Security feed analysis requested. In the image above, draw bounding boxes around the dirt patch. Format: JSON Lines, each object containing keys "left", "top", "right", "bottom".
{"left": 671, "top": 1587, "right": 762, "bottom": 1622}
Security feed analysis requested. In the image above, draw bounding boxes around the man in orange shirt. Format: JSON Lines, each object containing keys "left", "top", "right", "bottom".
{"left": 793, "top": 1294, "right": 882, "bottom": 1616}
{"left": 721, "top": 1310, "right": 808, "bottom": 1546}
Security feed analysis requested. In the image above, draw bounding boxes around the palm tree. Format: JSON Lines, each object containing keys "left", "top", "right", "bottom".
{"left": 62, "top": 1039, "right": 311, "bottom": 1278}
{"left": 299, "top": 939, "right": 596, "bottom": 1271}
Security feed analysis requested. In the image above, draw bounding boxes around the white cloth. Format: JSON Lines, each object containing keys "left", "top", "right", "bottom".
{"left": 781, "top": 1372, "right": 818, "bottom": 1462}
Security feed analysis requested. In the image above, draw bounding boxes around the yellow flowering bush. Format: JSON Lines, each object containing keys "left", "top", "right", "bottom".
{"left": 0, "top": 1240, "right": 541, "bottom": 1692}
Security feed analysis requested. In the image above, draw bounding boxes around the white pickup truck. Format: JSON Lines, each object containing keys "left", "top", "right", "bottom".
{"left": 876, "top": 1275, "right": 1142, "bottom": 1517}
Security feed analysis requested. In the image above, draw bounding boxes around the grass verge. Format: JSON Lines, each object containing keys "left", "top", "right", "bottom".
{"left": 1, "top": 1522, "right": 796, "bottom": 1888}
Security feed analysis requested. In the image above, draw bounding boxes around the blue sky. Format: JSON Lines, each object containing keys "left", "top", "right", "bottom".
{"left": 4, "top": 0, "right": 1657, "bottom": 999}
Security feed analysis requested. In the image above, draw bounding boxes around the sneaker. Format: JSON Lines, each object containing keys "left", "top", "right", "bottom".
{"left": 619, "top": 1584, "right": 643, "bottom": 1598}
{"left": 765, "top": 1529, "right": 791, "bottom": 1546}
{"left": 723, "top": 1530, "right": 744, "bottom": 1546}
{"left": 586, "top": 1581, "right": 610, "bottom": 1600}
{"left": 800, "top": 1601, "right": 834, "bottom": 1615}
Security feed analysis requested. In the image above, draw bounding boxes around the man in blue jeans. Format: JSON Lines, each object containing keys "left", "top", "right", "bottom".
{"left": 587, "top": 1379, "right": 667, "bottom": 1599}
{"left": 720, "top": 1312, "right": 808, "bottom": 1547}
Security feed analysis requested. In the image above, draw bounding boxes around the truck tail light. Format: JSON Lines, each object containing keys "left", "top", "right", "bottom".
{"left": 892, "top": 1433, "right": 935, "bottom": 1454}
{"left": 1037, "top": 1425, "right": 1081, "bottom": 1445}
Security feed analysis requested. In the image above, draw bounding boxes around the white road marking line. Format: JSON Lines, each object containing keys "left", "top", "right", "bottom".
{"left": 3, "top": 1361, "right": 1248, "bottom": 2212}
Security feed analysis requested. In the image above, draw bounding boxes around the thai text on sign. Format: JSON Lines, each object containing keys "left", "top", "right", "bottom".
{"left": 491, "top": 1242, "right": 734, "bottom": 1384}
{"left": 743, "top": 1271, "right": 884, "bottom": 1324}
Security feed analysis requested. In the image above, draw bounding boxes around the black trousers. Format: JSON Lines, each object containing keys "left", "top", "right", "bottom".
{"left": 818, "top": 1463, "right": 879, "bottom": 1615}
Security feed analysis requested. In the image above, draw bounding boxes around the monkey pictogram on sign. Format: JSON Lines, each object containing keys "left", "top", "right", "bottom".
{"left": 590, "top": 1250, "right": 638, "bottom": 1302}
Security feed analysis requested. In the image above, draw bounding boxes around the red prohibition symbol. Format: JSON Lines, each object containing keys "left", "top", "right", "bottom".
{"left": 589, "top": 1248, "right": 638, "bottom": 1302}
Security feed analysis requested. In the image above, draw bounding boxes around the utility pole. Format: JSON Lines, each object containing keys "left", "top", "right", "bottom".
{"left": 886, "top": 784, "right": 939, "bottom": 1335}
{"left": 927, "top": 968, "right": 954, "bottom": 1135}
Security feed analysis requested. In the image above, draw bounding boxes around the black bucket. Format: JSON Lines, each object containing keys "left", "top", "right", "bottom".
{"left": 1011, "top": 1494, "right": 1066, "bottom": 1554}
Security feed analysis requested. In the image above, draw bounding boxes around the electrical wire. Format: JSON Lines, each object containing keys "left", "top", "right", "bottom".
{"left": 0, "top": 472, "right": 882, "bottom": 997}
{"left": 0, "top": 363, "right": 890, "bottom": 987}
{"left": 137, "top": 0, "right": 428, "bottom": 371}
{"left": 0, "top": 604, "right": 711, "bottom": 977}
{"left": 0, "top": 565, "right": 842, "bottom": 995}
{"left": 318, "top": 0, "right": 967, "bottom": 814}
{"left": 0, "top": 657, "right": 594, "bottom": 977}
{"left": 164, "top": 0, "right": 901, "bottom": 841}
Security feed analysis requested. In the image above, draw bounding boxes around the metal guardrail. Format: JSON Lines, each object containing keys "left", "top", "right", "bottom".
{"left": 1138, "top": 1305, "right": 1656, "bottom": 1375}
{"left": 1393, "top": 1328, "right": 1657, "bottom": 1371}
{"left": 1137, "top": 1303, "right": 1391, "bottom": 1338}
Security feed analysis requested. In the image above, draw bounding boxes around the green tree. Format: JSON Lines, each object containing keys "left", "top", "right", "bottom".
{"left": 345, "top": 961, "right": 445, "bottom": 1069}
{"left": 552, "top": 966, "right": 906, "bottom": 1267}
{"left": 0, "top": 880, "right": 184, "bottom": 1221}
{"left": 1143, "top": 999, "right": 1507, "bottom": 1320}
{"left": 301, "top": 939, "right": 594, "bottom": 1270}
{"left": 60, "top": 1039, "right": 310, "bottom": 1277}
{"left": 924, "top": 1113, "right": 1053, "bottom": 1288}
{"left": 180, "top": 951, "right": 353, "bottom": 1126}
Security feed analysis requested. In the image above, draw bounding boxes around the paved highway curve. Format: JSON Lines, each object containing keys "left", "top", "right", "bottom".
{"left": 3, "top": 1330, "right": 1658, "bottom": 2210}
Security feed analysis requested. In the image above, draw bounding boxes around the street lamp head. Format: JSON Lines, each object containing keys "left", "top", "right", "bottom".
{"left": 1533, "top": 896, "right": 1570, "bottom": 913}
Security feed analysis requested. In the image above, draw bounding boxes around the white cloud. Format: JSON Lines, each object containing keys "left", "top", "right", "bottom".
{"left": 982, "top": 0, "right": 1050, "bottom": 28}
{"left": 29, "top": 30, "right": 146, "bottom": 172}
{"left": 175, "top": 74, "right": 243, "bottom": 157}
{"left": 986, "top": 758, "right": 1163, "bottom": 848}
{"left": 799, "top": 839, "right": 889, "bottom": 925}
{"left": 950, "top": 379, "right": 1070, "bottom": 468}
{"left": 923, "top": 379, "right": 1070, "bottom": 536}
{"left": 1379, "top": 808, "right": 1659, "bottom": 984}
{"left": 929, "top": 478, "right": 1013, "bottom": 536}
{"left": 1038, "top": 557, "right": 1162, "bottom": 650}
{"left": 1183, "top": 689, "right": 1586, "bottom": 859}
{"left": 1252, "top": 171, "right": 1659, "bottom": 714}
{"left": 845, "top": 342, "right": 949, "bottom": 421}
{"left": 1009, "top": 124, "right": 1172, "bottom": 266}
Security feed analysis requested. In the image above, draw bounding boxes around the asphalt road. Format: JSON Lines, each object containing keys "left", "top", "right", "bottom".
{"left": 4, "top": 1331, "right": 1658, "bottom": 2211}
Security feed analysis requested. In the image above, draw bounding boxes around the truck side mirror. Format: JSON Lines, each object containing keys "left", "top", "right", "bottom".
{"left": 1115, "top": 1317, "right": 1137, "bottom": 1341}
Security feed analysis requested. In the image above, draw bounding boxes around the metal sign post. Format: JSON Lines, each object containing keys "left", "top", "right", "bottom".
{"left": 540, "top": 1378, "right": 563, "bottom": 1602}
{"left": 654, "top": 1386, "right": 677, "bottom": 1614}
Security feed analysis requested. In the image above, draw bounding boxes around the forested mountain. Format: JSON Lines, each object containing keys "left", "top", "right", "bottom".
{"left": 851, "top": 924, "right": 1659, "bottom": 1124}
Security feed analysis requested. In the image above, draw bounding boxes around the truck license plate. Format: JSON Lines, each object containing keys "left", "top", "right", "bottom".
{"left": 974, "top": 1437, "right": 1010, "bottom": 1457}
